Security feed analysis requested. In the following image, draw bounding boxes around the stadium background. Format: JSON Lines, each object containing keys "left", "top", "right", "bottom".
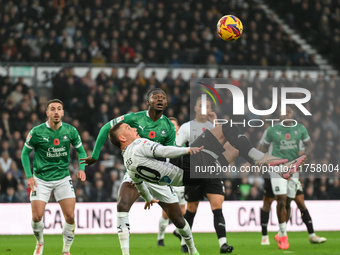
{"left": 0, "top": 0, "right": 340, "bottom": 238}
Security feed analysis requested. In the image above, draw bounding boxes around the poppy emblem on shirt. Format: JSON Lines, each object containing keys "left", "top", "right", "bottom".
{"left": 149, "top": 131, "right": 155, "bottom": 139}
{"left": 202, "top": 127, "right": 206, "bottom": 132}
{"left": 54, "top": 138, "right": 60, "bottom": 145}
{"left": 285, "top": 133, "right": 291, "bottom": 139}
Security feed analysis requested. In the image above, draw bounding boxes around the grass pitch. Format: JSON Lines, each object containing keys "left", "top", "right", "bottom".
{"left": 0, "top": 231, "right": 338, "bottom": 254}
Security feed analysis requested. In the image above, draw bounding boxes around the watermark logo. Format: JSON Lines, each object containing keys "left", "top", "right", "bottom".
{"left": 198, "top": 82, "right": 311, "bottom": 116}
{"left": 196, "top": 82, "right": 222, "bottom": 115}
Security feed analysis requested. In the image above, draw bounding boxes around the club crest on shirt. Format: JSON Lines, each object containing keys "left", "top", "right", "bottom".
{"left": 63, "top": 135, "right": 69, "bottom": 141}
{"left": 160, "top": 129, "right": 167, "bottom": 137}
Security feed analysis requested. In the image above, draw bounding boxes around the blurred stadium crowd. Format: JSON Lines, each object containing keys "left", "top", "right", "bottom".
{"left": 264, "top": 0, "right": 340, "bottom": 70}
{"left": 1, "top": 0, "right": 319, "bottom": 66}
{"left": 0, "top": 0, "right": 340, "bottom": 203}
{"left": 1, "top": 68, "right": 340, "bottom": 203}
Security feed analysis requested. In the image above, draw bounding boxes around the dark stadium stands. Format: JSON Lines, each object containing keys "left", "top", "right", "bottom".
{"left": 0, "top": 0, "right": 339, "bottom": 203}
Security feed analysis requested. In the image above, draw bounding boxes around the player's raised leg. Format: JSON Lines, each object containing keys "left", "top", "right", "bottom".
{"left": 116, "top": 181, "right": 141, "bottom": 255}
{"left": 31, "top": 200, "right": 46, "bottom": 255}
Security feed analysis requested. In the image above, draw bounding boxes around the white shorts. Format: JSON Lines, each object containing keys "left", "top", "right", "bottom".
{"left": 172, "top": 186, "right": 185, "bottom": 205}
{"left": 269, "top": 172, "right": 300, "bottom": 198}
{"left": 30, "top": 175, "right": 75, "bottom": 203}
{"left": 122, "top": 172, "right": 179, "bottom": 204}
{"left": 287, "top": 175, "right": 303, "bottom": 199}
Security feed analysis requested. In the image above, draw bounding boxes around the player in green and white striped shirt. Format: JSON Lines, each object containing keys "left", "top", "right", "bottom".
{"left": 21, "top": 99, "right": 87, "bottom": 255}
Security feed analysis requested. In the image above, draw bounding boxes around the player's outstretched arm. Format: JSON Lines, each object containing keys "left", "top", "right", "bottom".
{"left": 188, "top": 146, "right": 204, "bottom": 155}
{"left": 91, "top": 122, "right": 112, "bottom": 161}
{"left": 150, "top": 143, "right": 203, "bottom": 158}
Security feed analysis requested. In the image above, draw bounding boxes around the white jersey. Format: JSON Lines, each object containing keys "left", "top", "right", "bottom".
{"left": 176, "top": 119, "right": 214, "bottom": 146}
{"left": 122, "top": 138, "right": 189, "bottom": 202}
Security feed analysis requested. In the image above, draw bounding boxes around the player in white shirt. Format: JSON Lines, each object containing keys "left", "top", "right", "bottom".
{"left": 108, "top": 121, "right": 306, "bottom": 254}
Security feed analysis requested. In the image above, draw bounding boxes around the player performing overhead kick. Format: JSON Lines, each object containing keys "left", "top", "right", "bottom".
{"left": 106, "top": 121, "right": 306, "bottom": 205}
{"left": 81, "top": 89, "right": 191, "bottom": 255}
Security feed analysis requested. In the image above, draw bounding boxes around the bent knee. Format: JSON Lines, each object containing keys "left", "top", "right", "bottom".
{"left": 32, "top": 215, "right": 43, "bottom": 223}
{"left": 172, "top": 217, "right": 185, "bottom": 229}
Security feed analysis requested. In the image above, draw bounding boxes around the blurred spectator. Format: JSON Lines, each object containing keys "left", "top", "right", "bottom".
{"left": 1, "top": 187, "right": 18, "bottom": 203}
{"left": 15, "top": 182, "right": 29, "bottom": 203}
{"left": 90, "top": 178, "right": 108, "bottom": 202}
{"left": 75, "top": 186, "right": 89, "bottom": 202}
{"left": 0, "top": 151, "right": 13, "bottom": 174}
{"left": 224, "top": 180, "right": 239, "bottom": 201}
{"left": 329, "top": 178, "right": 340, "bottom": 200}
{"left": 1, "top": 171, "right": 18, "bottom": 195}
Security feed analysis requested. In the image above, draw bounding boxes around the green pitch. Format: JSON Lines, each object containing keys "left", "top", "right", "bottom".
{"left": 0, "top": 232, "right": 338, "bottom": 254}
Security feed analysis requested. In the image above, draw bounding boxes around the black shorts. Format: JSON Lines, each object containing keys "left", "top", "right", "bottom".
{"left": 170, "top": 129, "right": 230, "bottom": 185}
{"left": 184, "top": 179, "right": 225, "bottom": 202}
{"left": 263, "top": 178, "right": 274, "bottom": 198}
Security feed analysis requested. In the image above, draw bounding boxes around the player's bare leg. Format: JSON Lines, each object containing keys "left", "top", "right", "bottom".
{"left": 210, "top": 125, "right": 287, "bottom": 166}
{"left": 159, "top": 202, "right": 199, "bottom": 255}
{"left": 275, "top": 194, "right": 289, "bottom": 249}
{"left": 116, "top": 182, "right": 141, "bottom": 255}
{"left": 59, "top": 198, "right": 76, "bottom": 254}
{"left": 293, "top": 194, "right": 327, "bottom": 244}
{"left": 206, "top": 193, "right": 234, "bottom": 253}
{"left": 31, "top": 200, "right": 46, "bottom": 255}
{"left": 261, "top": 195, "right": 274, "bottom": 245}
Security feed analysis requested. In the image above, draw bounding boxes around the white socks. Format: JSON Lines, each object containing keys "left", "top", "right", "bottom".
{"left": 158, "top": 216, "right": 169, "bottom": 240}
{"left": 177, "top": 220, "right": 197, "bottom": 254}
{"left": 219, "top": 237, "right": 227, "bottom": 247}
{"left": 248, "top": 148, "right": 265, "bottom": 161}
{"left": 31, "top": 220, "right": 44, "bottom": 244}
{"left": 62, "top": 222, "right": 75, "bottom": 252}
{"left": 279, "top": 222, "right": 287, "bottom": 237}
{"left": 117, "top": 212, "right": 130, "bottom": 255}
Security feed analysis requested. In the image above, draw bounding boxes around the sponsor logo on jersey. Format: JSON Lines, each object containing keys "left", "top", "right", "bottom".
{"left": 26, "top": 133, "right": 32, "bottom": 142}
{"left": 116, "top": 116, "right": 124, "bottom": 123}
{"left": 160, "top": 176, "right": 171, "bottom": 184}
{"left": 47, "top": 146, "right": 67, "bottom": 157}
{"left": 279, "top": 139, "right": 298, "bottom": 150}
{"left": 275, "top": 186, "right": 280, "bottom": 192}
{"left": 138, "top": 125, "right": 145, "bottom": 131}
{"left": 43, "top": 137, "right": 49, "bottom": 142}
{"left": 160, "top": 129, "right": 167, "bottom": 137}
{"left": 54, "top": 139, "right": 60, "bottom": 145}
{"left": 149, "top": 131, "right": 155, "bottom": 138}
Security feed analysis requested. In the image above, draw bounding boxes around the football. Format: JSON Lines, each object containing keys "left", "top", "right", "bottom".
{"left": 217, "top": 15, "right": 243, "bottom": 41}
